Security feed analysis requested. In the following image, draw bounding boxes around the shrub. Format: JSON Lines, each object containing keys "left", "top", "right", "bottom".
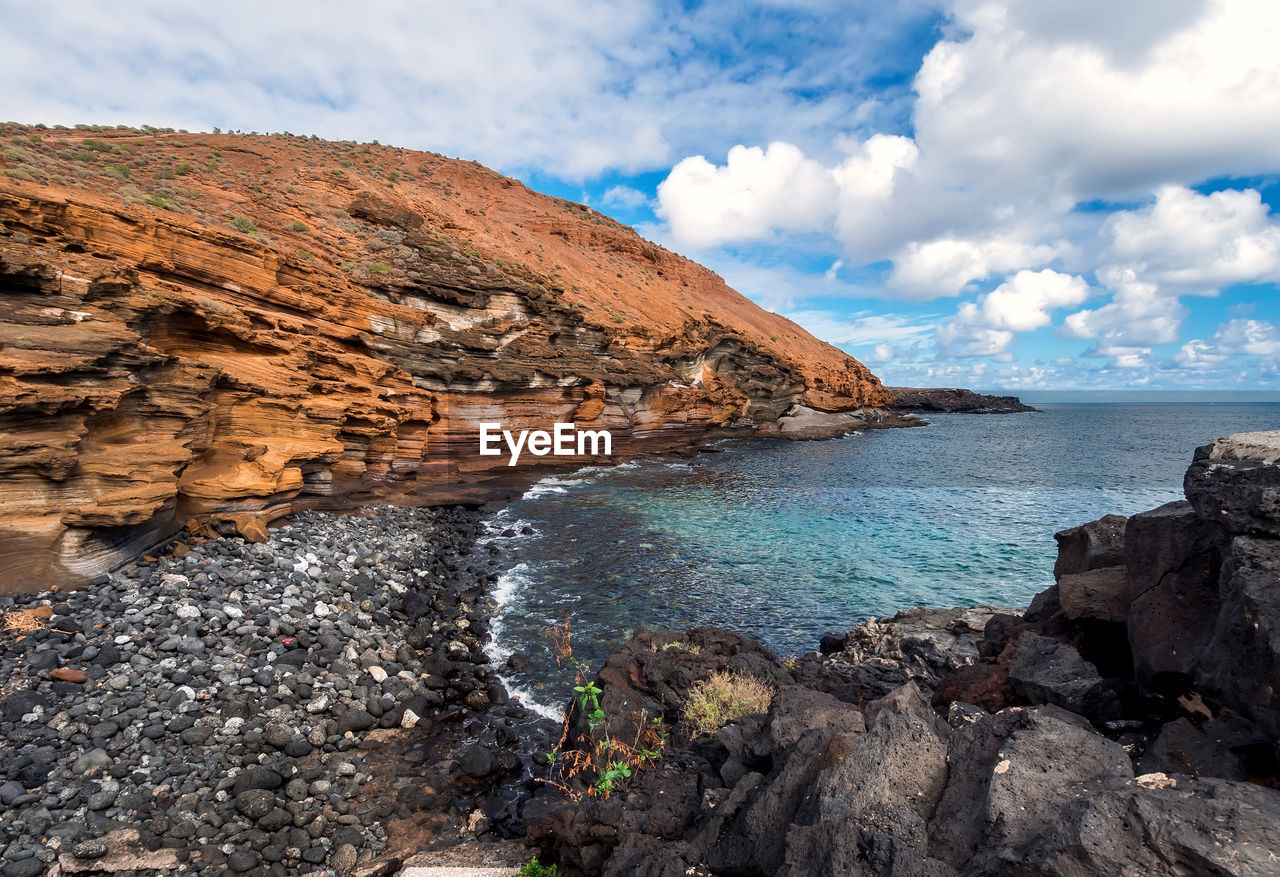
{"left": 81, "top": 138, "right": 112, "bottom": 152}
{"left": 683, "top": 672, "right": 774, "bottom": 737}
{"left": 230, "top": 216, "right": 257, "bottom": 233}
{"left": 368, "top": 262, "right": 393, "bottom": 275}
{"left": 145, "top": 193, "right": 178, "bottom": 210}
{"left": 518, "top": 859, "right": 564, "bottom": 877}
{"left": 174, "top": 161, "right": 194, "bottom": 175}
{"left": 290, "top": 220, "right": 309, "bottom": 232}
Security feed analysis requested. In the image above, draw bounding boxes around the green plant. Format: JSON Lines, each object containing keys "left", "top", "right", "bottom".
{"left": 230, "top": 215, "right": 257, "bottom": 233}
{"left": 574, "top": 680, "right": 605, "bottom": 733}
{"left": 145, "top": 193, "right": 178, "bottom": 210}
{"left": 541, "top": 617, "right": 667, "bottom": 801}
{"left": 612, "top": 314, "right": 625, "bottom": 323}
{"left": 683, "top": 672, "right": 774, "bottom": 737}
{"left": 368, "top": 261, "right": 393, "bottom": 275}
{"left": 290, "top": 220, "right": 309, "bottom": 232}
{"left": 516, "top": 858, "right": 564, "bottom": 877}
{"left": 174, "top": 161, "right": 194, "bottom": 175}
{"left": 592, "top": 760, "right": 632, "bottom": 795}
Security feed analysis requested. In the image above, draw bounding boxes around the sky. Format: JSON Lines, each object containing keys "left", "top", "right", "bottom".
{"left": 3, "top": 0, "right": 1280, "bottom": 390}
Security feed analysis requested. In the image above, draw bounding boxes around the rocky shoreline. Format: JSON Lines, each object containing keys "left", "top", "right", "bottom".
{"left": 5, "top": 431, "right": 1279, "bottom": 876}
{"left": 0, "top": 506, "right": 557, "bottom": 876}
{"left": 517, "top": 431, "right": 1280, "bottom": 876}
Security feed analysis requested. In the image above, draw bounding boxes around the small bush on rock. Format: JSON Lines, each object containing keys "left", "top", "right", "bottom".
{"left": 684, "top": 671, "right": 774, "bottom": 737}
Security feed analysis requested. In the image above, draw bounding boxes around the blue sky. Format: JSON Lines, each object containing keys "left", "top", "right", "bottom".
{"left": 3, "top": 0, "right": 1279, "bottom": 390}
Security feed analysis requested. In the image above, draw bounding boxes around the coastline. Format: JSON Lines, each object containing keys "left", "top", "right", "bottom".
{"left": 521, "top": 431, "right": 1280, "bottom": 875}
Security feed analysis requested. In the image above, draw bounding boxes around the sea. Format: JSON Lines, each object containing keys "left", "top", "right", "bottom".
{"left": 479, "top": 394, "right": 1280, "bottom": 716}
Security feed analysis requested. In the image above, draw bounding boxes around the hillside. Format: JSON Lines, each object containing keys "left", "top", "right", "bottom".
{"left": 0, "top": 123, "right": 890, "bottom": 590}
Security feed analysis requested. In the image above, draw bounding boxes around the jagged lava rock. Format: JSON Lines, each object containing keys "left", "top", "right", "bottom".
{"left": 1185, "top": 431, "right": 1280, "bottom": 537}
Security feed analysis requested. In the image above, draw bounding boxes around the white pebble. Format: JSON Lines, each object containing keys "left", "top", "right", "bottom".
{"left": 367, "top": 666, "right": 387, "bottom": 683}
{"left": 400, "top": 709, "right": 420, "bottom": 729}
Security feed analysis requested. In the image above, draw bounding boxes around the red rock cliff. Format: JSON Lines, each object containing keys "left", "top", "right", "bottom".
{"left": 0, "top": 124, "right": 890, "bottom": 590}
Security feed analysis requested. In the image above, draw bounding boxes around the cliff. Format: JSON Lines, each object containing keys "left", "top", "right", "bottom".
{"left": 0, "top": 123, "right": 890, "bottom": 591}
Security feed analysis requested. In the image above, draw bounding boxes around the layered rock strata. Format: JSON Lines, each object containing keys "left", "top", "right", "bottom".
{"left": 0, "top": 124, "right": 890, "bottom": 591}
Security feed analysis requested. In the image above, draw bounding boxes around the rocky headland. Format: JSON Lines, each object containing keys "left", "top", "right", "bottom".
{"left": 0, "top": 123, "right": 890, "bottom": 592}
{"left": 887, "top": 387, "right": 1037, "bottom": 414}
{"left": 516, "top": 430, "right": 1280, "bottom": 876}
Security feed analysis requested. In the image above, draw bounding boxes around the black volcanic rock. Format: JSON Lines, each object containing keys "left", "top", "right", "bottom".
{"left": 886, "top": 386, "right": 1037, "bottom": 413}
{"left": 524, "top": 429, "right": 1280, "bottom": 876}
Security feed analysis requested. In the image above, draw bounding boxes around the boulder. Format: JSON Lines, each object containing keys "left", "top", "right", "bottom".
{"left": 1196, "top": 536, "right": 1280, "bottom": 740}
{"left": 1137, "top": 718, "right": 1246, "bottom": 781}
{"left": 1008, "top": 632, "right": 1121, "bottom": 722}
{"left": 1058, "top": 566, "right": 1129, "bottom": 622}
{"left": 1185, "top": 431, "right": 1280, "bottom": 538}
{"left": 1054, "top": 514, "right": 1127, "bottom": 578}
{"left": 1125, "top": 500, "right": 1222, "bottom": 682}
{"left": 1072, "top": 774, "right": 1280, "bottom": 876}
{"left": 928, "top": 706, "right": 1134, "bottom": 873}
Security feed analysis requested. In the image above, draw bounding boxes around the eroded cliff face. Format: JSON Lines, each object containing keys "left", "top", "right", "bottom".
{"left": 0, "top": 124, "right": 890, "bottom": 590}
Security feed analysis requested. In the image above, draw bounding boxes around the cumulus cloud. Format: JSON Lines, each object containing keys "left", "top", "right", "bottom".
{"left": 656, "top": 142, "right": 836, "bottom": 248}
{"left": 937, "top": 269, "right": 1090, "bottom": 356}
{"left": 1063, "top": 186, "right": 1280, "bottom": 360}
{"left": 656, "top": 0, "right": 1280, "bottom": 308}
{"left": 888, "top": 236, "right": 1069, "bottom": 299}
{"left": 1177, "top": 319, "right": 1280, "bottom": 368}
{"left": 918, "top": 0, "right": 1280, "bottom": 198}
{"left": 1105, "top": 185, "right": 1280, "bottom": 291}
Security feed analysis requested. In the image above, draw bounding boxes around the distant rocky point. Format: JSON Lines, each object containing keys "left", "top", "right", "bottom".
{"left": 888, "top": 386, "right": 1037, "bottom": 414}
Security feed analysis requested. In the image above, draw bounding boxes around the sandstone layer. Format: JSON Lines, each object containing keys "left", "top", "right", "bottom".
{"left": 0, "top": 124, "right": 890, "bottom": 591}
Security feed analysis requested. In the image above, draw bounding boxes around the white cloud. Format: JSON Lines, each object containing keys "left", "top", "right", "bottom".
{"left": 600, "top": 185, "right": 651, "bottom": 210}
{"left": 937, "top": 269, "right": 1089, "bottom": 356}
{"left": 981, "top": 269, "right": 1091, "bottom": 331}
{"left": 888, "top": 235, "right": 1069, "bottom": 299}
{"left": 655, "top": 142, "right": 835, "bottom": 248}
{"left": 871, "top": 342, "right": 896, "bottom": 362}
{"left": 1177, "top": 319, "right": 1280, "bottom": 368}
{"left": 1063, "top": 186, "right": 1280, "bottom": 360}
{"left": 1105, "top": 185, "right": 1280, "bottom": 291}
{"left": 1062, "top": 269, "right": 1187, "bottom": 353}
{"left": 936, "top": 303, "right": 1015, "bottom": 356}
{"left": 0, "top": 0, "right": 935, "bottom": 180}
{"left": 919, "top": 0, "right": 1280, "bottom": 198}
{"left": 654, "top": 0, "right": 1280, "bottom": 309}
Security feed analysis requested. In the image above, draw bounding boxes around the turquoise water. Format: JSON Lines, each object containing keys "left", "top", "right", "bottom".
{"left": 481, "top": 403, "right": 1280, "bottom": 708}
